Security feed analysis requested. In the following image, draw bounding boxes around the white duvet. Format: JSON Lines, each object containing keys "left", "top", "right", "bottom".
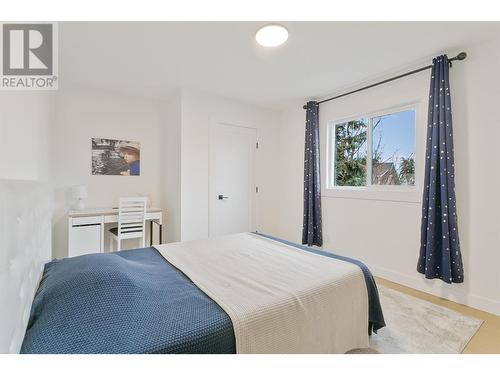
{"left": 155, "top": 232, "right": 369, "bottom": 353}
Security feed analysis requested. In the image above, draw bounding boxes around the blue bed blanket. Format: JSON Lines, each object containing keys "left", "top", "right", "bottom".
{"left": 21, "top": 236, "right": 385, "bottom": 354}
{"left": 21, "top": 248, "right": 236, "bottom": 354}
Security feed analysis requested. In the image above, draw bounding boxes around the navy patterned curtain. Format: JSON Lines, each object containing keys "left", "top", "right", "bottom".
{"left": 302, "top": 101, "right": 323, "bottom": 247}
{"left": 417, "top": 55, "right": 464, "bottom": 283}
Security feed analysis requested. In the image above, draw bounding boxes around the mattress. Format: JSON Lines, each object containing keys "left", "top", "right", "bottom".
{"left": 21, "top": 234, "right": 384, "bottom": 354}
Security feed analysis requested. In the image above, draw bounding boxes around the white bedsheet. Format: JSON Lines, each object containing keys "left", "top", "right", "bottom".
{"left": 155, "top": 232, "right": 369, "bottom": 353}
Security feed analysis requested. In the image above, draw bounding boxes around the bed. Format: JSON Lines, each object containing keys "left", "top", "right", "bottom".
{"left": 21, "top": 232, "right": 385, "bottom": 354}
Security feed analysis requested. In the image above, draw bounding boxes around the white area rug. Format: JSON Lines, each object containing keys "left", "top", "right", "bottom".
{"left": 350, "top": 285, "right": 483, "bottom": 354}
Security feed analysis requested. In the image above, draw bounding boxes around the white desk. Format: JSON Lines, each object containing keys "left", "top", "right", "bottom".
{"left": 68, "top": 207, "right": 163, "bottom": 257}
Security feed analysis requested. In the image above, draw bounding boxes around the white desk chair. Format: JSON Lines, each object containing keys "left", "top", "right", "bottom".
{"left": 109, "top": 197, "right": 148, "bottom": 251}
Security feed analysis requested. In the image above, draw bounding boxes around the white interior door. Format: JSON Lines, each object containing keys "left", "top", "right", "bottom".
{"left": 209, "top": 122, "right": 257, "bottom": 237}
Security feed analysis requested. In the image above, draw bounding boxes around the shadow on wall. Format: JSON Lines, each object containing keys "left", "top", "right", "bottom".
{"left": 52, "top": 187, "right": 73, "bottom": 259}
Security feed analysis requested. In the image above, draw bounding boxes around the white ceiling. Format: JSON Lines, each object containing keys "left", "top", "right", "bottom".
{"left": 59, "top": 22, "right": 500, "bottom": 110}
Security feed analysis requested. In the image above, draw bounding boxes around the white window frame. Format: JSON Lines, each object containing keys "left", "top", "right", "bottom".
{"left": 324, "top": 103, "right": 422, "bottom": 203}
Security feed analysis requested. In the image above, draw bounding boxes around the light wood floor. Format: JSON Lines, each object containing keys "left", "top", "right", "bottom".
{"left": 376, "top": 277, "right": 500, "bottom": 354}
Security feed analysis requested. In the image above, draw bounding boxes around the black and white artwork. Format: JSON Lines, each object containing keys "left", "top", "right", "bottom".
{"left": 91, "top": 138, "right": 141, "bottom": 176}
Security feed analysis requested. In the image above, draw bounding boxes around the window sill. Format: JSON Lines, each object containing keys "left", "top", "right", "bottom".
{"left": 322, "top": 186, "right": 422, "bottom": 204}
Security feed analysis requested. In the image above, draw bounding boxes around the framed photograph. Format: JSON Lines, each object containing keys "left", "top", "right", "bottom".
{"left": 91, "top": 138, "right": 141, "bottom": 176}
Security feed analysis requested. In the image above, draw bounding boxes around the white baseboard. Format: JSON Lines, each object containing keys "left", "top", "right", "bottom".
{"left": 369, "top": 264, "right": 500, "bottom": 317}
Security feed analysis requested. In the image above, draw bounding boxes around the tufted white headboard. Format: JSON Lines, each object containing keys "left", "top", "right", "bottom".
{"left": 0, "top": 180, "right": 52, "bottom": 353}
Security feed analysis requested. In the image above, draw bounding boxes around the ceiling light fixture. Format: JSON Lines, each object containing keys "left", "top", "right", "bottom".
{"left": 255, "top": 24, "right": 288, "bottom": 47}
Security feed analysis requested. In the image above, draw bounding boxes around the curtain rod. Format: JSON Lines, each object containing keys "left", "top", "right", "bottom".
{"left": 302, "top": 52, "right": 467, "bottom": 110}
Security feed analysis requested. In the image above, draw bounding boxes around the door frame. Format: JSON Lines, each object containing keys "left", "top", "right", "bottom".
{"left": 208, "top": 118, "right": 258, "bottom": 237}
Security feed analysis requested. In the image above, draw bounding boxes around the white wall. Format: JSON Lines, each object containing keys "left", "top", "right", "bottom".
{"left": 49, "top": 86, "right": 281, "bottom": 254}
{"left": 180, "top": 89, "right": 281, "bottom": 241}
{"left": 51, "top": 86, "right": 166, "bottom": 258}
{"left": 162, "top": 91, "right": 182, "bottom": 243}
{"left": 0, "top": 93, "right": 54, "bottom": 180}
{"left": 0, "top": 92, "right": 54, "bottom": 353}
{"left": 277, "top": 37, "right": 500, "bottom": 315}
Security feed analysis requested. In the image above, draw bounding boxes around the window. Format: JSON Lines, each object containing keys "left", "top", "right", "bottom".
{"left": 331, "top": 118, "right": 369, "bottom": 187}
{"left": 328, "top": 108, "right": 416, "bottom": 188}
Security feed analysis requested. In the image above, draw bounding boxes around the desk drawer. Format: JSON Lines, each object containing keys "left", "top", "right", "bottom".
{"left": 72, "top": 216, "right": 102, "bottom": 226}
{"left": 69, "top": 224, "right": 101, "bottom": 257}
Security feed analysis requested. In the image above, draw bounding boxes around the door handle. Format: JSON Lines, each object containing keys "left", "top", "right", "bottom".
{"left": 218, "top": 194, "right": 229, "bottom": 200}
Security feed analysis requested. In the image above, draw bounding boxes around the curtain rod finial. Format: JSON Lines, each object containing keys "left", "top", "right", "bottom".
{"left": 303, "top": 105, "right": 307, "bottom": 110}
{"left": 457, "top": 52, "right": 467, "bottom": 60}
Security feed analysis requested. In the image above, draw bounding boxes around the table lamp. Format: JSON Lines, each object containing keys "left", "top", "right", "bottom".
{"left": 72, "top": 185, "right": 87, "bottom": 210}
